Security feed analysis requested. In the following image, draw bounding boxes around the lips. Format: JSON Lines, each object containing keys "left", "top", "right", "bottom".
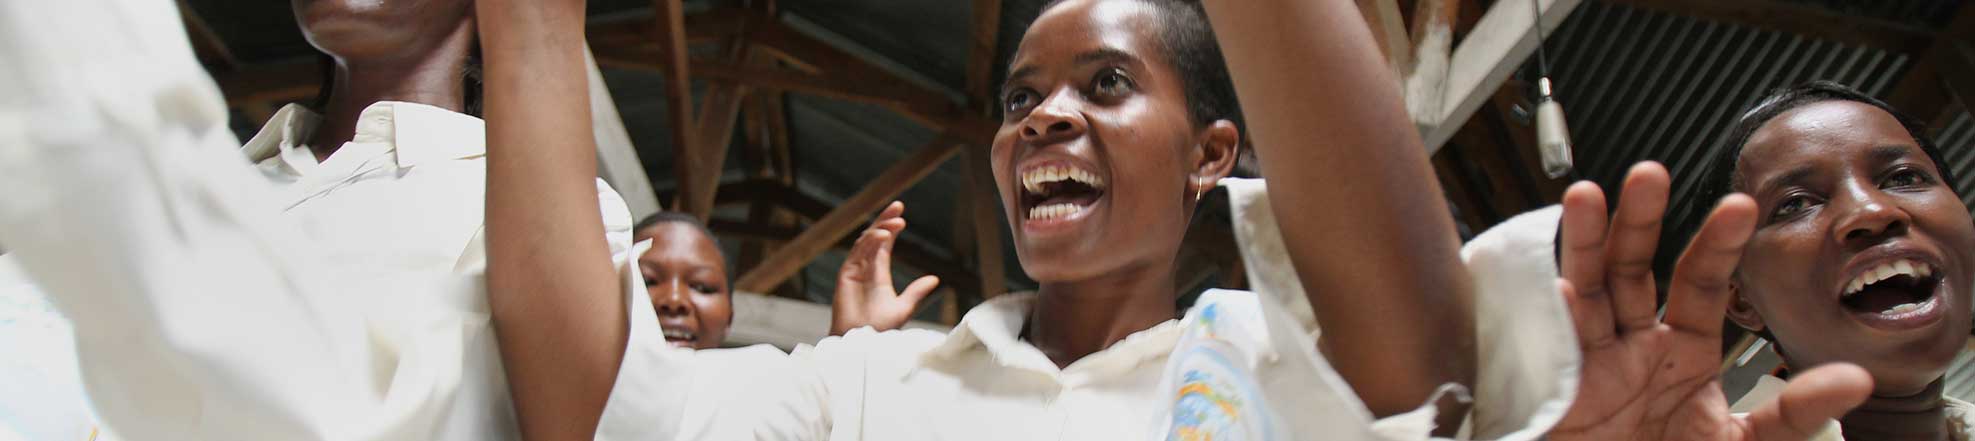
{"left": 1837, "top": 255, "right": 1949, "bottom": 331}
{"left": 660, "top": 325, "right": 698, "bottom": 348}
{"left": 1017, "top": 161, "right": 1109, "bottom": 228}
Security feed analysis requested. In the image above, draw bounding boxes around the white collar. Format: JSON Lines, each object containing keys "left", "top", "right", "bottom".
{"left": 239, "top": 101, "right": 486, "bottom": 175}
{"left": 919, "top": 292, "right": 1184, "bottom": 383}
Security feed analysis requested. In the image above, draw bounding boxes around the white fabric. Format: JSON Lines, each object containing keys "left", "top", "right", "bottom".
{"left": 601, "top": 286, "right": 1451, "bottom": 440}
{"left": 589, "top": 184, "right": 1579, "bottom": 441}
{"left": 1225, "top": 182, "right": 1581, "bottom": 440}
{"left": 1732, "top": 375, "right": 1975, "bottom": 441}
{"left": 0, "top": 255, "right": 121, "bottom": 441}
{"left": 0, "top": 1, "right": 631, "bottom": 440}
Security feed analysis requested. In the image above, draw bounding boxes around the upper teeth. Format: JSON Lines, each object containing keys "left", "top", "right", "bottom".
{"left": 662, "top": 328, "right": 695, "bottom": 340}
{"left": 1843, "top": 259, "right": 1933, "bottom": 296}
{"left": 1020, "top": 165, "right": 1105, "bottom": 194}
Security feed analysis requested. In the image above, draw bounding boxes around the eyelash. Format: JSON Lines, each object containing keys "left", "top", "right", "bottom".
{"left": 1882, "top": 166, "right": 1932, "bottom": 189}
{"left": 1000, "top": 67, "right": 1137, "bottom": 116}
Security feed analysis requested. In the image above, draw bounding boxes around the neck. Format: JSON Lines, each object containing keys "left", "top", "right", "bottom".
{"left": 1025, "top": 259, "right": 1179, "bottom": 369}
{"left": 308, "top": 27, "right": 473, "bottom": 162}
{"left": 1840, "top": 378, "right": 1954, "bottom": 441}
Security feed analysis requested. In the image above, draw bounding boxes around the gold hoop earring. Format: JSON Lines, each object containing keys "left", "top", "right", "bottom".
{"left": 1194, "top": 181, "right": 1205, "bottom": 202}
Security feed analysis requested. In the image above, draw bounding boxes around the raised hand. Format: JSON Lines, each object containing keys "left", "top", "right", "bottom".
{"left": 1549, "top": 162, "right": 1873, "bottom": 441}
{"left": 830, "top": 201, "right": 940, "bottom": 336}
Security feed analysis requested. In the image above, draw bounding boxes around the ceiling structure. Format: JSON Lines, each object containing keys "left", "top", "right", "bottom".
{"left": 178, "top": 0, "right": 1975, "bottom": 391}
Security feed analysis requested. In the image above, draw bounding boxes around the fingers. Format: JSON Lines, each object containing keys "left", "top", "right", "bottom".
{"left": 899, "top": 276, "right": 941, "bottom": 306}
{"left": 1663, "top": 194, "right": 1758, "bottom": 337}
{"left": 1746, "top": 363, "right": 1872, "bottom": 441}
{"left": 1559, "top": 180, "right": 1611, "bottom": 293}
{"left": 1558, "top": 278, "right": 1616, "bottom": 349}
{"left": 843, "top": 201, "right": 910, "bottom": 280}
{"left": 1607, "top": 162, "right": 1671, "bottom": 333}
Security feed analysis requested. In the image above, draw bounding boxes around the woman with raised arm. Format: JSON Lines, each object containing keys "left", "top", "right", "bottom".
{"left": 484, "top": 0, "right": 1491, "bottom": 438}
{"left": 1520, "top": 81, "right": 1969, "bottom": 441}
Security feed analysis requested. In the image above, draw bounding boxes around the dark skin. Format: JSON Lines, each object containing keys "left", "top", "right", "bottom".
{"left": 846, "top": 0, "right": 1475, "bottom": 423}
{"left": 635, "top": 223, "right": 733, "bottom": 350}
{"left": 293, "top": 0, "right": 476, "bottom": 162}
{"left": 992, "top": 0, "right": 1232, "bottom": 366}
{"left": 478, "top": 0, "right": 1472, "bottom": 437}
{"left": 1727, "top": 101, "right": 1975, "bottom": 441}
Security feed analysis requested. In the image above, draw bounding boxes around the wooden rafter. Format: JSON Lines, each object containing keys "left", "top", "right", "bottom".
{"left": 177, "top": 0, "right": 236, "bottom": 70}
{"left": 964, "top": 0, "right": 1004, "bottom": 111}
{"left": 652, "top": 0, "right": 703, "bottom": 217}
{"left": 1357, "top": 0, "right": 1412, "bottom": 76}
{"left": 1419, "top": 0, "right": 1583, "bottom": 153}
{"left": 734, "top": 136, "right": 964, "bottom": 293}
{"left": 965, "top": 147, "right": 1007, "bottom": 299}
{"left": 1887, "top": 3, "right": 1975, "bottom": 131}
{"left": 961, "top": 0, "right": 1010, "bottom": 300}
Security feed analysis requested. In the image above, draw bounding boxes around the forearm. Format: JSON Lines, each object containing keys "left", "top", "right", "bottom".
{"left": 478, "top": 1, "right": 628, "bottom": 440}
{"left": 1199, "top": 0, "right": 1476, "bottom": 419}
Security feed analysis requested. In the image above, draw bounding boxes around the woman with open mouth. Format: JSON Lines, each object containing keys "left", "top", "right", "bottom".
{"left": 1533, "top": 81, "right": 1975, "bottom": 440}
{"left": 474, "top": 0, "right": 1594, "bottom": 439}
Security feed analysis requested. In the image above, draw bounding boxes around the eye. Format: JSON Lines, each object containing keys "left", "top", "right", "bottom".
{"left": 1771, "top": 193, "right": 1819, "bottom": 221}
{"left": 1090, "top": 68, "right": 1135, "bottom": 100}
{"left": 1881, "top": 167, "right": 1933, "bottom": 189}
{"left": 1003, "top": 88, "right": 1039, "bottom": 114}
{"left": 690, "top": 282, "right": 718, "bottom": 294}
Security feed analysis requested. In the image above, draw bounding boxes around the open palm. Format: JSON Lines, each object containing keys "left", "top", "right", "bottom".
{"left": 1550, "top": 162, "right": 1872, "bottom": 441}
{"left": 831, "top": 201, "right": 940, "bottom": 336}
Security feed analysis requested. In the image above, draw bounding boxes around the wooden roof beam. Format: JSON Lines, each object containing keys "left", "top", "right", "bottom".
{"left": 1887, "top": 3, "right": 1975, "bottom": 130}
{"left": 734, "top": 136, "right": 965, "bottom": 293}
{"left": 1418, "top": 0, "right": 1583, "bottom": 154}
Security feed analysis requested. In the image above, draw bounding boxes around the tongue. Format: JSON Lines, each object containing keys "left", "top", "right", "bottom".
{"left": 1847, "top": 285, "right": 1923, "bottom": 313}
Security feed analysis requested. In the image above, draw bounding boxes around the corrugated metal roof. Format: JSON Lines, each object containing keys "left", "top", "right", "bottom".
{"left": 1536, "top": 0, "right": 1950, "bottom": 267}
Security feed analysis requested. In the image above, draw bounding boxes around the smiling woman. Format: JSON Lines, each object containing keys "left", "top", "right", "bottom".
{"left": 480, "top": 0, "right": 1516, "bottom": 438}
{"left": 1707, "top": 82, "right": 1975, "bottom": 440}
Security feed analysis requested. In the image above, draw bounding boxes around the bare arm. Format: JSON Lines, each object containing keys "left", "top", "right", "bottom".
{"left": 478, "top": 1, "right": 627, "bottom": 440}
{"left": 1199, "top": 0, "right": 1476, "bottom": 420}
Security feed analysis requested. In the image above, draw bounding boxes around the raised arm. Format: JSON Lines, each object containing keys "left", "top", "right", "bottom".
{"left": 478, "top": 1, "right": 628, "bottom": 439}
{"left": 1198, "top": 0, "right": 1477, "bottom": 420}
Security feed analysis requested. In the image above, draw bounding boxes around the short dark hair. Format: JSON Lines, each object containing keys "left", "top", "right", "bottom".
{"left": 1695, "top": 80, "right": 1957, "bottom": 347}
{"left": 1036, "top": 0, "right": 1244, "bottom": 133}
{"left": 634, "top": 211, "right": 720, "bottom": 246}
{"left": 1696, "top": 81, "right": 1956, "bottom": 221}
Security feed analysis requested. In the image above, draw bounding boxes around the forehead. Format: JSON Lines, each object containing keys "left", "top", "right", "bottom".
{"left": 1738, "top": 100, "right": 1920, "bottom": 179}
{"left": 636, "top": 224, "right": 721, "bottom": 260}
{"left": 1011, "top": 0, "right": 1167, "bottom": 68}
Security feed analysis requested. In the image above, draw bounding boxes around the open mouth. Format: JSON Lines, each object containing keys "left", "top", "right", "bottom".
{"left": 1019, "top": 163, "right": 1107, "bottom": 223}
{"left": 661, "top": 326, "right": 698, "bottom": 348}
{"left": 1839, "top": 258, "right": 1945, "bottom": 327}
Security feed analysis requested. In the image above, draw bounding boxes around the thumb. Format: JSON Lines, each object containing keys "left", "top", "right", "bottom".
{"left": 1746, "top": 363, "right": 1872, "bottom": 441}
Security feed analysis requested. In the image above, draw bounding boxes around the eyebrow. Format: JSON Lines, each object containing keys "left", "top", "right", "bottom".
{"left": 1866, "top": 144, "right": 1914, "bottom": 164}
{"left": 1754, "top": 165, "right": 1816, "bottom": 198}
{"left": 999, "top": 48, "right": 1144, "bottom": 98}
{"left": 1751, "top": 145, "right": 1918, "bottom": 197}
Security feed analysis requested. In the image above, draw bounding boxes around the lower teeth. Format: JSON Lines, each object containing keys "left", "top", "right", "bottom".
{"left": 1029, "top": 203, "right": 1082, "bottom": 220}
{"left": 1883, "top": 301, "right": 1924, "bottom": 315}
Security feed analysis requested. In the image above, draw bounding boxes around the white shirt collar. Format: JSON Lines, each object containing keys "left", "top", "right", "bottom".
{"left": 239, "top": 101, "right": 486, "bottom": 175}
{"left": 921, "top": 292, "right": 1184, "bottom": 382}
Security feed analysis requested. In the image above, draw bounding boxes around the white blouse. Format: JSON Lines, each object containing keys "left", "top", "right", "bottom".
{"left": 0, "top": 0, "right": 1580, "bottom": 439}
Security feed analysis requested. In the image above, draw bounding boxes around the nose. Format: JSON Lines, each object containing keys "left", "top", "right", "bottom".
{"left": 1833, "top": 181, "right": 1912, "bottom": 246}
{"left": 651, "top": 279, "right": 695, "bottom": 318}
{"left": 1019, "top": 88, "right": 1088, "bottom": 145}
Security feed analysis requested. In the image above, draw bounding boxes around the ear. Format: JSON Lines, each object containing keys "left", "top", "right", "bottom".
{"left": 1724, "top": 278, "right": 1768, "bottom": 334}
{"left": 1188, "top": 119, "right": 1241, "bottom": 193}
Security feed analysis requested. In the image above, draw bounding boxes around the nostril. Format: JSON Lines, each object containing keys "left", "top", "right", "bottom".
{"left": 1022, "top": 125, "right": 1040, "bottom": 137}
{"left": 1048, "top": 121, "right": 1072, "bottom": 133}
